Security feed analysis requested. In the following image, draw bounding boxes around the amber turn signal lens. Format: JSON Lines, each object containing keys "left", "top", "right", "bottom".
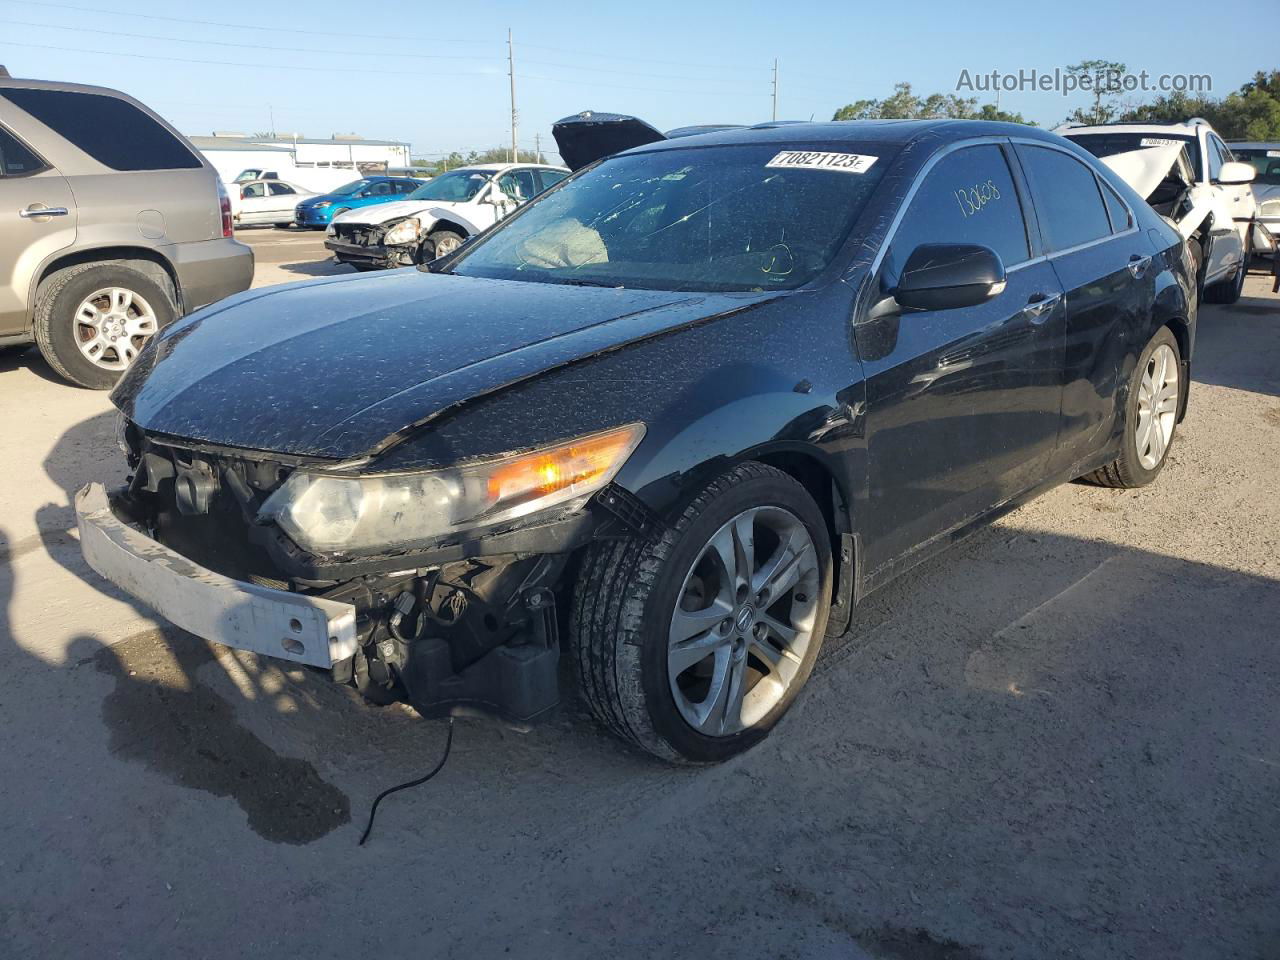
{"left": 486, "top": 425, "right": 644, "bottom": 504}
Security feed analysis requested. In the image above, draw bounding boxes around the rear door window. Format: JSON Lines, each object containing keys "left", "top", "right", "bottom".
{"left": 1017, "top": 145, "right": 1112, "bottom": 252}
{"left": 268, "top": 182, "right": 296, "bottom": 196}
{"left": 1, "top": 88, "right": 201, "bottom": 171}
{"left": 0, "top": 124, "right": 47, "bottom": 176}
{"left": 884, "top": 143, "right": 1030, "bottom": 283}
{"left": 537, "top": 169, "right": 568, "bottom": 191}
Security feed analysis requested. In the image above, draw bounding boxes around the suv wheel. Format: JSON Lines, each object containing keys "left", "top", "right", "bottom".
{"left": 1203, "top": 251, "right": 1248, "bottom": 305}
{"left": 570, "top": 462, "right": 832, "bottom": 763}
{"left": 1085, "top": 327, "right": 1181, "bottom": 488}
{"left": 33, "top": 263, "right": 174, "bottom": 389}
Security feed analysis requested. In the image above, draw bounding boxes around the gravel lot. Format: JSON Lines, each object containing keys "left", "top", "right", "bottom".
{"left": 1, "top": 234, "right": 1277, "bottom": 960}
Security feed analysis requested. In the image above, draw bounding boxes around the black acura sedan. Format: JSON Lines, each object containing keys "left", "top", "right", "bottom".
{"left": 79, "top": 117, "right": 1195, "bottom": 763}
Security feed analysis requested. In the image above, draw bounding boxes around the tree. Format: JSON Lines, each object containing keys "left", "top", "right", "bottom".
{"left": 1117, "top": 81, "right": 1280, "bottom": 141}
{"left": 1063, "top": 59, "right": 1128, "bottom": 125}
{"left": 832, "top": 82, "right": 1029, "bottom": 124}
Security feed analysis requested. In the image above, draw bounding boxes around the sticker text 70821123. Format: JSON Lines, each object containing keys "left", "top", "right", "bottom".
{"left": 765, "top": 151, "right": 878, "bottom": 174}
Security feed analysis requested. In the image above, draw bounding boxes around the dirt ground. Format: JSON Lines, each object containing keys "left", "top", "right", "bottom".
{"left": 0, "top": 236, "right": 1277, "bottom": 959}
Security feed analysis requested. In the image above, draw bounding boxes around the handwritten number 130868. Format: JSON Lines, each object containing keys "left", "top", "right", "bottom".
{"left": 954, "top": 180, "right": 1001, "bottom": 218}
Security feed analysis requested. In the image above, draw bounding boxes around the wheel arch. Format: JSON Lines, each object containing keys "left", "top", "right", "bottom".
{"left": 427, "top": 218, "right": 471, "bottom": 239}
{"left": 29, "top": 246, "right": 180, "bottom": 330}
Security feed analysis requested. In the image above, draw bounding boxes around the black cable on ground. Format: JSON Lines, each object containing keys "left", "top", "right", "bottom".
{"left": 358, "top": 716, "right": 455, "bottom": 846}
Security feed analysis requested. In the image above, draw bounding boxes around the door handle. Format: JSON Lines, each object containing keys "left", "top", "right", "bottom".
{"left": 1127, "top": 254, "right": 1152, "bottom": 279}
{"left": 19, "top": 205, "right": 70, "bottom": 219}
{"left": 1021, "top": 292, "right": 1061, "bottom": 323}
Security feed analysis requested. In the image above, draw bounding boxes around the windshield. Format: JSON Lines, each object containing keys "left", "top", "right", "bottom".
{"left": 407, "top": 169, "right": 495, "bottom": 202}
{"left": 1068, "top": 133, "right": 1201, "bottom": 177}
{"left": 234, "top": 169, "right": 261, "bottom": 183}
{"left": 449, "top": 143, "right": 889, "bottom": 292}
{"left": 330, "top": 179, "right": 373, "bottom": 196}
{"left": 1232, "top": 148, "right": 1280, "bottom": 186}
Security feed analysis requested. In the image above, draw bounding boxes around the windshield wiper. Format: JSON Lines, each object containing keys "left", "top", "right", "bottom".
{"left": 555, "top": 277, "right": 625, "bottom": 289}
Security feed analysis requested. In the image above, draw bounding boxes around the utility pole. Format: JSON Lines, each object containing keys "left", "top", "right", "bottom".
{"left": 508, "top": 29, "right": 518, "bottom": 164}
{"left": 534, "top": 132, "right": 541, "bottom": 163}
{"left": 771, "top": 59, "right": 778, "bottom": 122}
{"left": 269, "top": 103, "right": 276, "bottom": 138}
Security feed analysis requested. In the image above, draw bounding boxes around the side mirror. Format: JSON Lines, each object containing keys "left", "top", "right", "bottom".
{"left": 893, "top": 243, "right": 1006, "bottom": 312}
{"left": 1217, "top": 160, "right": 1256, "bottom": 185}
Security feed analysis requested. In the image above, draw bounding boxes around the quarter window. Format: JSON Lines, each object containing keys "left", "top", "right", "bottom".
{"left": 1099, "top": 179, "right": 1133, "bottom": 233}
{"left": 0, "top": 125, "right": 45, "bottom": 176}
{"left": 1017, "top": 145, "right": 1112, "bottom": 252}
{"left": 884, "top": 143, "right": 1029, "bottom": 284}
{"left": 1, "top": 88, "right": 200, "bottom": 171}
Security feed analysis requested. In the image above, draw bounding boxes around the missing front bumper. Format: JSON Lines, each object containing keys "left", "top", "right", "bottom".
{"left": 75, "top": 483, "right": 358, "bottom": 668}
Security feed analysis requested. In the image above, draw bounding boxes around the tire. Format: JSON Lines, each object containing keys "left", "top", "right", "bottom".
{"left": 426, "top": 230, "right": 465, "bottom": 260}
{"left": 1203, "top": 249, "right": 1248, "bottom": 305}
{"left": 570, "top": 462, "right": 833, "bottom": 763}
{"left": 33, "top": 263, "right": 175, "bottom": 390}
{"left": 273, "top": 222, "right": 292, "bottom": 229}
{"left": 1085, "top": 326, "right": 1182, "bottom": 488}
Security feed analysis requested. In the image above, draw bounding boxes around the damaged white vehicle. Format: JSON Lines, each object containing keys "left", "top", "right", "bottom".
{"left": 324, "top": 162, "right": 569, "bottom": 270}
{"left": 1061, "top": 120, "right": 1256, "bottom": 304}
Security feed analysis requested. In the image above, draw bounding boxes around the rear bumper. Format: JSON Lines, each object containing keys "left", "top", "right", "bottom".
{"left": 75, "top": 482, "right": 358, "bottom": 668}
{"left": 166, "top": 237, "right": 254, "bottom": 312}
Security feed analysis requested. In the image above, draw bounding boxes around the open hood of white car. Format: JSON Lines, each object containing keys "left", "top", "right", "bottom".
{"left": 1100, "top": 144, "right": 1185, "bottom": 200}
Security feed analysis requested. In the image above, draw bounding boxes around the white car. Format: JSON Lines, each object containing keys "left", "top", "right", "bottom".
{"left": 231, "top": 179, "right": 315, "bottom": 227}
{"left": 1060, "top": 119, "right": 1256, "bottom": 303}
{"left": 1226, "top": 142, "right": 1280, "bottom": 260}
{"left": 324, "top": 162, "right": 569, "bottom": 269}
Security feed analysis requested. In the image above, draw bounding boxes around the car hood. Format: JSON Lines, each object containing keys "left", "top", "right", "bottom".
{"left": 113, "top": 271, "right": 773, "bottom": 460}
{"left": 1100, "top": 144, "right": 1184, "bottom": 200}
{"left": 333, "top": 198, "right": 471, "bottom": 226}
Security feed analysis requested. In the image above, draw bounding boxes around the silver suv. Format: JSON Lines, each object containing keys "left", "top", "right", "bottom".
{"left": 0, "top": 74, "right": 253, "bottom": 388}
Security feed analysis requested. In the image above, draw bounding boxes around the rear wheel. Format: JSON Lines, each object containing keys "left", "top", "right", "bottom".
{"left": 1085, "top": 327, "right": 1181, "bottom": 488}
{"left": 570, "top": 462, "right": 832, "bottom": 763}
{"left": 33, "top": 263, "right": 174, "bottom": 389}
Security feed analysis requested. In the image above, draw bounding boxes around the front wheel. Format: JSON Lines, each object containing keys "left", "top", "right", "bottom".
{"left": 1085, "top": 327, "right": 1181, "bottom": 488}
{"left": 570, "top": 462, "right": 832, "bottom": 763}
{"left": 426, "top": 230, "right": 465, "bottom": 260}
{"left": 1203, "top": 250, "right": 1248, "bottom": 305}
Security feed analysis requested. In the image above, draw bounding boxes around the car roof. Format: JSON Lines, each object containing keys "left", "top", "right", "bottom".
{"left": 616, "top": 118, "right": 1067, "bottom": 157}
{"left": 1061, "top": 123, "right": 1205, "bottom": 137}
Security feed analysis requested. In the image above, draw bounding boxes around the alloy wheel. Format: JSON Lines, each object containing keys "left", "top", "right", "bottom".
{"left": 1136, "top": 342, "right": 1178, "bottom": 470}
{"left": 667, "top": 505, "right": 820, "bottom": 737}
{"left": 74, "top": 287, "right": 158, "bottom": 371}
{"left": 434, "top": 235, "right": 462, "bottom": 256}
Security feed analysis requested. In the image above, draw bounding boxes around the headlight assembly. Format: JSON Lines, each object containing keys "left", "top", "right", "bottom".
{"left": 314, "top": 201, "right": 332, "bottom": 209}
{"left": 260, "top": 423, "right": 646, "bottom": 554}
{"left": 383, "top": 217, "right": 421, "bottom": 245}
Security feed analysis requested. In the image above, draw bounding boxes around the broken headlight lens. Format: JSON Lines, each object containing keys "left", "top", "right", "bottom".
{"left": 259, "top": 423, "right": 646, "bottom": 554}
{"left": 383, "top": 218, "right": 420, "bottom": 245}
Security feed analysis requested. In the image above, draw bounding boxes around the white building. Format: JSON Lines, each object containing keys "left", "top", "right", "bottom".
{"left": 189, "top": 133, "right": 413, "bottom": 185}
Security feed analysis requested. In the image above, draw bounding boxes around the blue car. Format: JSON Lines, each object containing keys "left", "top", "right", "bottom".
{"left": 294, "top": 176, "right": 423, "bottom": 228}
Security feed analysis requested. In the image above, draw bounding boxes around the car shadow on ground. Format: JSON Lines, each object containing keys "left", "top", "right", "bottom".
{"left": 279, "top": 259, "right": 355, "bottom": 278}
{"left": 1193, "top": 288, "right": 1280, "bottom": 398}
{"left": 0, "top": 343, "right": 74, "bottom": 387}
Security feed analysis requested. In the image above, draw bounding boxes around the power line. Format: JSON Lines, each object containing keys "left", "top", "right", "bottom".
{"left": 11, "top": 0, "right": 485, "bottom": 45}
{"left": 0, "top": 38, "right": 504, "bottom": 79}
{"left": 0, "top": 17, "right": 494, "bottom": 61}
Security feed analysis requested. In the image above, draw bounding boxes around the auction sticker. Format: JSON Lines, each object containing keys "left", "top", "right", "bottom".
{"left": 1139, "top": 137, "right": 1182, "bottom": 147}
{"left": 766, "top": 150, "right": 878, "bottom": 173}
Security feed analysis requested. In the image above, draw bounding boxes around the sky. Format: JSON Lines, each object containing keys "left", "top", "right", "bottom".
{"left": 0, "top": 0, "right": 1272, "bottom": 163}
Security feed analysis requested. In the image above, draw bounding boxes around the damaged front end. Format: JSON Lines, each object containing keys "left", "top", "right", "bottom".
{"left": 325, "top": 219, "right": 418, "bottom": 269}
{"left": 79, "top": 420, "right": 649, "bottom": 723}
